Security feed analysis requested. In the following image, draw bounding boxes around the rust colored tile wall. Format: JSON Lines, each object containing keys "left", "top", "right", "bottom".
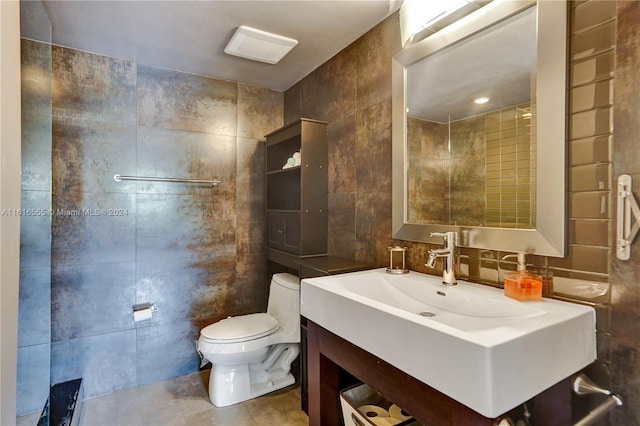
{"left": 285, "top": 1, "right": 638, "bottom": 422}
{"left": 18, "top": 38, "right": 52, "bottom": 416}
{"left": 41, "top": 43, "right": 282, "bottom": 399}
{"left": 406, "top": 117, "right": 449, "bottom": 225}
{"left": 611, "top": 0, "right": 640, "bottom": 423}
{"left": 286, "top": 16, "right": 400, "bottom": 265}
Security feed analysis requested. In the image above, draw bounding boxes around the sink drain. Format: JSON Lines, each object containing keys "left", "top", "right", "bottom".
{"left": 419, "top": 311, "right": 436, "bottom": 317}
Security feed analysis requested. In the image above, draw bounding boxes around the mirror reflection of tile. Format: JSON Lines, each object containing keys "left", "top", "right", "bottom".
{"left": 407, "top": 102, "right": 534, "bottom": 228}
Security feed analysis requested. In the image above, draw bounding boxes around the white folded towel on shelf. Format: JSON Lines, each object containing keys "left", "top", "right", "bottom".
{"left": 282, "top": 157, "right": 296, "bottom": 169}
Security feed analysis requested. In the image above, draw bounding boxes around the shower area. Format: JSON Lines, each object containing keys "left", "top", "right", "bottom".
{"left": 18, "top": 0, "right": 53, "bottom": 417}
{"left": 17, "top": 1, "right": 283, "bottom": 418}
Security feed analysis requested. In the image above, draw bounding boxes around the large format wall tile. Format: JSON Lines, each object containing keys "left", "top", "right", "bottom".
{"left": 53, "top": 118, "right": 137, "bottom": 195}
{"left": 406, "top": 118, "right": 448, "bottom": 224}
{"left": 300, "top": 51, "right": 356, "bottom": 122}
{"left": 283, "top": 82, "right": 301, "bottom": 126}
{"left": 19, "top": 39, "right": 52, "bottom": 417}
{"left": 328, "top": 115, "right": 357, "bottom": 194}
{"left": 355, "top": 190, "right": 392, "bottom": 267}
{"left": 18, "top": 267, "right": 50, "bottom": 347}
{"left": 237, "top": 83, "right": 282, "bottom": 139}
{"left": 612, "top": 5, "right": 640, "bottom": 174}
{"left": 186, "top": 259, "right": 236, "bottom": 323}
{"left": 21, "top": 39, "right": 52, "bottom": 118}
{"left": 17, "top": 344, "right": 50, "bottom": 416}
{"left": 354, "top": 102, "right": 393, "bottom": 267}
{"left": 135, "top": 321, "right": 201, "bottom": 386}
{"left": 136, "top": 126, "right": 236, "bottom": 196}
{"left": 50, "top": 330, "right": 137, "bottom": 398}
{"left": 21, "top": 113, "right": 52, "bottom": 192}
{"left": 327, "top": 192, "right": 356, "bottom": 259}
{"left": 52, "top": 46, "right": 136, "bottom": 125}
{"left": 355, "top": 101, "right": 392, "bottom": 195}
{"left": 136, "top": 257, "right": 236, "bottom": 326}
{"left": 236, "top": 137, "right": 266, "bottom": 255}
{"left": 235, "top": 252, "right": 268, "bottom": 314}
{"left": 611, "top": 1, "right": 640, "bottom": 424}
{"left": 51, "top": 262, "right": 136, "bottom": 341}
{"left": 352, "top": 14, "right": 400, "bottom": 110}
{"left": 135, "top": 193, "right": 236, "bottom": 263}
{"left": 137, "top": 64, "right": 237, "bottom": 136}
{"left": 52, "top": 192, "right": 136, "bottom": 266}
{"left": 19, "top": 190, "right": 52, "bottom": 269}
{"left": 450, "top": 115, "right": 486, "bottom": 226}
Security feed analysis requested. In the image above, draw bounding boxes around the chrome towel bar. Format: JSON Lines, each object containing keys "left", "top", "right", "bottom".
{"left": 114, "top": 174, "right": 219, "bottom": 186}
{"left": 573, "top": 374, "right": 623, "bottom": 426}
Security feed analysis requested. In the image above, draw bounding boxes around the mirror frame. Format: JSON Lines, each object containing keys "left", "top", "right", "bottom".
{"left": 392, "top": 0, "right": 567, "bottom": 257}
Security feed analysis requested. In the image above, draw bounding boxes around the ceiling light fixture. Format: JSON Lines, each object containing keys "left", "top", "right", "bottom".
{"left": 474, "top": 97, "right": 490, "bottom": 104}
{"left": 399, "top": 0, "right": 483, "bottom": 46}
{"left": 224, "top": 26, "right": 298, "bottom": 64}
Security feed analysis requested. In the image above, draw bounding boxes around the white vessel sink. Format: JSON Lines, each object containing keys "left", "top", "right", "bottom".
{"left": 300, "top": 268, "right": 596, "bottom": 418}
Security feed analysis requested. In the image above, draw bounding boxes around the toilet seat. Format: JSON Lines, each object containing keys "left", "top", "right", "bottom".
{"left": 201, "top": 313, "right": 279, "bottom": 343}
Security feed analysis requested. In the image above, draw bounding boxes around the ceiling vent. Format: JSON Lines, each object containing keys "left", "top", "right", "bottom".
{"left": 224, "top": 26, "right": 298, "bottom": 64}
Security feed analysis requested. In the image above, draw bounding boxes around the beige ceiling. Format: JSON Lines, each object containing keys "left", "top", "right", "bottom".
{"left": 22, "top": 1, "right": 402, "bottom": 91}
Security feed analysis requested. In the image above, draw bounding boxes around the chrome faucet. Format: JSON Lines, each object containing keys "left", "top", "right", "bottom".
{"left": 426, "top": 231, "right": 457, "bottom": 285}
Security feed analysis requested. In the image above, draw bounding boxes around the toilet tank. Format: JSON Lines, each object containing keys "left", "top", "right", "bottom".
{"left": 267, "top": 273, "right": 300, "bottom": 340}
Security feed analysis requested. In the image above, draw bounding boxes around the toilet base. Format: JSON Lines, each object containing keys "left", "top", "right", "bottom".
{"left": 207, "top": 343, "right": 299, "bottom": 407}
{"left": 208, "top": 367, "right": 295, "bottom": 407}
{"left": 250, "top": 372, "right": 296, "bottom": 400}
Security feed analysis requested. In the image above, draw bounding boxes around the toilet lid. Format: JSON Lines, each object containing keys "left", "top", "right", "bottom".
{"left": 201, "top": 313, "right": 279, "bottom": 343}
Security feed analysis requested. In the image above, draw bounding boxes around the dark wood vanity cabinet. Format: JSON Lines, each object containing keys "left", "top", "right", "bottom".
{"left": 265, "top": 119, "right": 328, "bottom": 268}
{"left": 298, "top": 256, "right": 371, "bottom": 414}
{"left": 306, "top": 321, "right": 575, "bottom": 426}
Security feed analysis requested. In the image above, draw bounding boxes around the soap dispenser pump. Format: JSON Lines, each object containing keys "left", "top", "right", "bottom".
{"left": 502, "top": 253, "right": 543, "bottom": 301}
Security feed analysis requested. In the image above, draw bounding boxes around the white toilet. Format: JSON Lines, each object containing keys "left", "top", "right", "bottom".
{"left": 196, "top": 272, "right": 300, "bottom": 407}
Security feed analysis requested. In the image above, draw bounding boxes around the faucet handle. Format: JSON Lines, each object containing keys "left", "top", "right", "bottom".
{"left": 425, "top": 251, "right": 438, "bottom": 268}
{"left": 430, "top": 231, "right": 457, "bottom": 241}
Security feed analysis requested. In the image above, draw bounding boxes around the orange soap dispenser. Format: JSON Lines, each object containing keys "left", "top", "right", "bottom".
{"left": 503, "top": 253, "right": 543, "bottom": 301}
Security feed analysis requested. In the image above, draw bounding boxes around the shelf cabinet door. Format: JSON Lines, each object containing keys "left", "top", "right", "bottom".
{"left": 267, "top": 211, "right": 301, "bottom": 254}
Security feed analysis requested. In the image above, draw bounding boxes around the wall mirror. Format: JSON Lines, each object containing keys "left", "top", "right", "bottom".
{"left": 392, "top": 0, "right": 567, "bottom": 256}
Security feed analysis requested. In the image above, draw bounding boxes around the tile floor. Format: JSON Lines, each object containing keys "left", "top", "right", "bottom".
{"left": 17, "top": 370, "right": 308, "bottom": 426}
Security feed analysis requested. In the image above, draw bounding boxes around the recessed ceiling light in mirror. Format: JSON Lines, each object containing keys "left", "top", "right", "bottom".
{"left": 474, "top": 97, "right": 490, "bottom": 104}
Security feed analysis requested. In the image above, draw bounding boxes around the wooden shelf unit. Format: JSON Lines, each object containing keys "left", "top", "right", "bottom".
{"left": 265, "top": 118, "right": 328, "bottom": 266}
